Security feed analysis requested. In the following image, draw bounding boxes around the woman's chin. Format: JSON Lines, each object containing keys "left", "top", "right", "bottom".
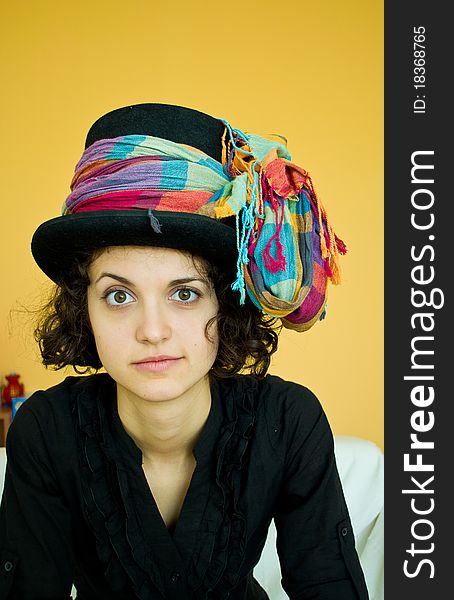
{"left": 116, "top": 372, "right": 210, "bottom": 405}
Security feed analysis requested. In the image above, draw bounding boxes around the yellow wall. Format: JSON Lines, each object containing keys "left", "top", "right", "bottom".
{"left": 0, "top": 1, "right": 383, "bottom": 449}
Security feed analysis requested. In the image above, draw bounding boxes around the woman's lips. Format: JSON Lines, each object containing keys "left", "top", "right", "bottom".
{"left": 133, "top": 356, "right": 182, "bottom": 373}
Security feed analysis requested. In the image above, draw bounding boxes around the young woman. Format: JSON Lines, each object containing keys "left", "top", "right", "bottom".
{"left": 0, "top": 104, "right": 369, "bottom": 599}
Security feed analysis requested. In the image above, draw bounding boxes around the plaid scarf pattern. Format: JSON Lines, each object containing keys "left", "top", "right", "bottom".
{"left": 63, "top": 124, "right": 346, "bottom": 332}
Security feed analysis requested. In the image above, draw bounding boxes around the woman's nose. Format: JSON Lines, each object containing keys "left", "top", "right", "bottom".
{"left": 135, "top": 302, "right": 172, "bottom": 344}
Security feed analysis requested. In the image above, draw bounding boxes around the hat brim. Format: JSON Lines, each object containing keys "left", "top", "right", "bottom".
{"left": 31, "top": 210, "right": 237, "bottom": 284}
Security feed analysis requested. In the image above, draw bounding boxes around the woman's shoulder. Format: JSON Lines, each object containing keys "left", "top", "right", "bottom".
{"left": 224, "top": 373, "right": 325, "bottom": 435}
{"left": 260, "top": 373, "right": 320, "bottom": 405}
{"left": 248, "top": 373, "right": 323, "bottom": 418}
{"left": 220, "top": 373, "right": 333, "bottom": 464}
{"left": 16, "top": 373, "right": 109, "bottom": 417}
{"left": 7, "top": 373, "right": 111, "bottom": 450}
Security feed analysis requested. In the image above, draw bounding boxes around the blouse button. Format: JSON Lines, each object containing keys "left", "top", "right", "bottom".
{"left": 341, "top": 526, "right": 348, "bottom": 537}
{"left": 4, "top": 561, "right": 14, "bottom": 572}
{"left": 170, "top": 571, "right": 181, "bottom": 583}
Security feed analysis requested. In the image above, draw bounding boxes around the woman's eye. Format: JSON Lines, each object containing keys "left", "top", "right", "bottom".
{"left": 170, "top": 288, "right": 200, "bottom": 303}
{"left": 105, "top": 289, "right": 135, "bottom": 306}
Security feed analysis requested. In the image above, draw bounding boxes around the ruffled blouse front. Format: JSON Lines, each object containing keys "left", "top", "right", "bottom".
{"left": 74, "top": 374, "right": 266, "bottom": 599}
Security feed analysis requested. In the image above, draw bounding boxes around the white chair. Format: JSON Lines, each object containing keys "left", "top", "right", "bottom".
{"left": 0, "top": 437, "right": 383, "bottom": 600}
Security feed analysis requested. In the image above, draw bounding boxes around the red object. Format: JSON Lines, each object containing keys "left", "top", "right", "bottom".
{"left": 2, "top": 373, "right": 24, "bottom": 407}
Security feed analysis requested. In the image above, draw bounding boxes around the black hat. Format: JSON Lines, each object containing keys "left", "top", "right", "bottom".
{"left": 31, "top": 103, "right": 237, "bottom": 284}
{"left": 31, "top": 103, "right": 347, "bottom": 333}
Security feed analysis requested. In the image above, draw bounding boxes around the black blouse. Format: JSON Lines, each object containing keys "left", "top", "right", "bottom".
{"left": 0, "top": 373, "right": 369, "bottom": 599}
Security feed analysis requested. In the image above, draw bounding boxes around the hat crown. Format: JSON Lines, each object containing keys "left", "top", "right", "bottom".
{"left": 84, "top": 103, "right": 225, "bottom": 162}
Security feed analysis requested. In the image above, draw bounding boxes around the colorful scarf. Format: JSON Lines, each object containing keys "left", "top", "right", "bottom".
{"left": 63, "top": 124, "right": 346, "bottom": 332}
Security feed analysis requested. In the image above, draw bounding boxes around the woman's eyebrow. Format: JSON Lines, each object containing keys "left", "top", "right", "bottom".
{"left": 168, "top": 277, "right": 210, "bottom": 287}
{"left": 94, "top": 272, "right": 133, "bottom": 285}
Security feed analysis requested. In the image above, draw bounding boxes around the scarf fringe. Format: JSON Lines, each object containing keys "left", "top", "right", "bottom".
{"left": 221, "top": 125, "right": 347, "bottom": 294}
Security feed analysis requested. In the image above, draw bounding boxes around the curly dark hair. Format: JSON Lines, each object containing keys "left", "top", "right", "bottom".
{"left": 34, "top": 248, "right": 281, "bottom": 378}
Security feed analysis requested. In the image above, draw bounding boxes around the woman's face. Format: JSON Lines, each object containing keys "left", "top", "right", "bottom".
{"left": 87, "top": 246, "right": 219, "bottom": 405}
